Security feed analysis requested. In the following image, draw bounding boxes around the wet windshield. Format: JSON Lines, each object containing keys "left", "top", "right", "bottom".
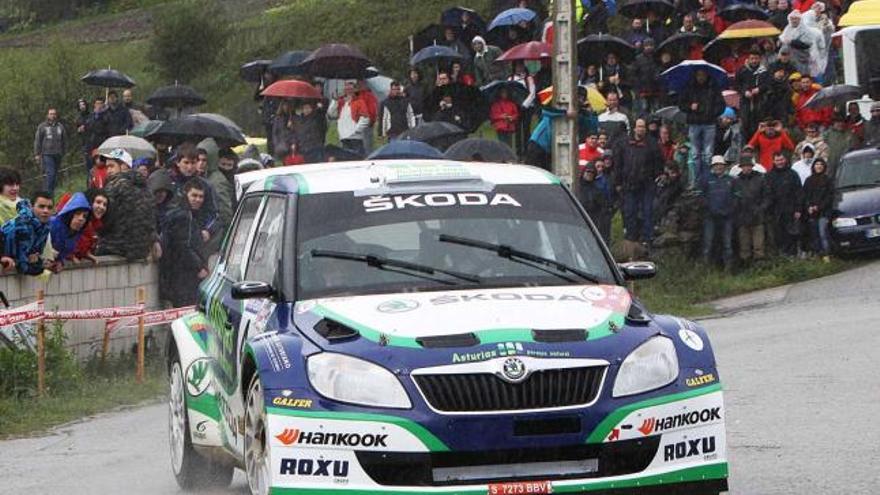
{"left": 837, "top": 154, "right": 880, "bottom": 188}
{"left": 296, "top": 184, "right": 614, "bottom": 299}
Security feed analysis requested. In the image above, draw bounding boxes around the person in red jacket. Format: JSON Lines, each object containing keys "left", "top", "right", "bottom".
{"left": 489, "top": 87, "right": 520, "bottom": 149}
{"left": 747, "top": 119, "right": 796, "bottom": 168}
{"left": 89, "top": 152, "right": 109, "bottom": 189}
{"left": 794, "top": 75, "right": 833, "bottom": 130}
{"left": 578, "top": 133, "right": 603, "bottom": 172}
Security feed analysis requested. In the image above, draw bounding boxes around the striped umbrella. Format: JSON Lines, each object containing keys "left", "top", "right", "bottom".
{"left": 717, "top": 20, "right": 781, "bottom": 40}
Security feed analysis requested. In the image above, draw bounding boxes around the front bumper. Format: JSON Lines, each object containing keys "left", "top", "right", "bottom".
{"left": 264, "top": 386, "right": 727, "bottom": 494}
{"left": 831, "top": 224, "right": 880, "bottom": 253}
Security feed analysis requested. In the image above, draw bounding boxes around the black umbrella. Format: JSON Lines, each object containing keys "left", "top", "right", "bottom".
{"left": 441, "top": 7, "right": 487, "bottom": 31}
{"left": 81, "top": 68, "right": 136, "bottom": 88}
{"left": 301, "top": 44, "right": 372, "bottom": 80}
{"left": 410, "top": 45, "right": 466, "bottom": 66}
{"left": 445, "top": 138, "right": 518, "bottom": 163}
{"left": 323, "top": 144, "right": 362, "bottom": 162}
{"left": 701, "top": 37, "right": 735, "bottom": 64}
{"left": 146, "top": 83, "right": 206, "bottom": 110}
{"left": 804, "top": 84, "right": 864, "bottom": 109}
{"left": 618, "top": 0, "right": 675, "bottom": 19}
{"left": 146, "top": 114, "right": 246, "bottom": 148}
{"left": 240, "top": 59, "right": 272, "bottom": 83}
{"left": 368, "top": 140, "right": 444, "bottom": 160}
{"left": 268, "top": 50, "right": 311, "bottom": 77}
{"left": 577, "top": 34, "right": 637, "bottom": 65}
{"left": 719, "top": 3, "right": 769, "bottom": 22}
{"left": 652, "top": 105, "right": 687, "bottom": 124}
{"left": 398, "top": 122, "right": 468, "bottom": 151}
{"left": 480, "top": 80, "right": 529, "bottom": 106}
{"left": 413, "top": 24, "right": 447, "bottom": 54}
{"left": 655, "top": 32, "right": 709, "bottom": 58}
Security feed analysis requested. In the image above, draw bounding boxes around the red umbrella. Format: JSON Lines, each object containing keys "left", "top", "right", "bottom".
{"left": 261, "top": 80, "right": 323, "bottom": 99}
{"left": 496, "top": 41, "right": 552, "bottom": 62}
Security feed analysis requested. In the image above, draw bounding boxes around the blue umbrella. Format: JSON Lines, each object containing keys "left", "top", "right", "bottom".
{"left": 410, "top": 45, "right": 466, "bottom": 66}
{"left": 487, "top": 8, "right": 538, "bottom": 31}
{"left": 660, "top": 60, "right": 729, "bottom": 93}
{"left": 368, "top": 140, "right": 444, "bottom": 160}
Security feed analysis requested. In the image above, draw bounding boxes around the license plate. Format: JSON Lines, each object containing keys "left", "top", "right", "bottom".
{"left": 488, "top": 481, "right": 553, "bottom": 495}
{"left": 867, "top": 228, "right": 880, "bottom": 239}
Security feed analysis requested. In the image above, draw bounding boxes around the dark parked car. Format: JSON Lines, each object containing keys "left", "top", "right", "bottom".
{"left": 830, "top": 148, "right": 880, "bottom": 253}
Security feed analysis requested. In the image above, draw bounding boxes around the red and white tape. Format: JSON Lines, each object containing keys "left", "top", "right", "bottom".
{"left": 45, "top": 304, "right": 145, "bottom": 321}
{"left": 105, "top": 306, "right": 196, "bottom": 333}
{"left": 0, "top": 299, "right": 195, "bottom": 330}
{"left": 0, "top": 301, "right": 44, "bottom": 327}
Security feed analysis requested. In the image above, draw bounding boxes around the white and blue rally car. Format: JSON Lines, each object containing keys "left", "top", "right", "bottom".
{"left": 167, "top": 160, "right": 728, "bottom": 495}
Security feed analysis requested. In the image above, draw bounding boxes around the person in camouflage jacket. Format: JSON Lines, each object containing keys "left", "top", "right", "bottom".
{"left": 94, "top": 149, "right": 156, "bottom": 261}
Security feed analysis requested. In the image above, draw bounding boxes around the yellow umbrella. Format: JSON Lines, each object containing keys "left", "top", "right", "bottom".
{"left": 845, "top": 0, "right": 880, "bottom": 15}
{"left": 838, "top": 11, "right": 880, "bottom": 26}
{"left": 717, "top": 20, "right": 781, "bottom": 40}
{"left": 538, "top": 85, "right": 607, "bottom": 112}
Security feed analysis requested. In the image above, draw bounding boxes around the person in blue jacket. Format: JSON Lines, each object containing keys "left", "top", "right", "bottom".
{"left": 49, "top": 191, "right": 92, "bottom": 268}
{"left": 700, "top": 155, "right": 736, "bottom": 269}
{"left": 0, "top": 192, "right": 54, "bottom": 275}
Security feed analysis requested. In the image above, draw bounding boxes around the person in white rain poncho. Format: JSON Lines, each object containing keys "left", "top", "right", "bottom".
{"left": 779, "top": 10, "right": 825, "bottom": 79}
{"left": 802, "top": 1, "right": 835, "bottom": 79}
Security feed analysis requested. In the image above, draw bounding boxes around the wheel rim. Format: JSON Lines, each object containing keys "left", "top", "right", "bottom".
{"left": 168, "top": 362, "right": 186, "bottom": 475}
{"left": 245, "top": 378, "right": 270, "bottom": 495}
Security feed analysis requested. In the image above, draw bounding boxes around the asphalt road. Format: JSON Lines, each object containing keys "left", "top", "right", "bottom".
{"left": 2, "top": 262, "right": 879, "bottom": 494}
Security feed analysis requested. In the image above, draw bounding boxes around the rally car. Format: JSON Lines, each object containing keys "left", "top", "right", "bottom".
{"left": 167, "top": 160, "right": 728, "bottom": 495}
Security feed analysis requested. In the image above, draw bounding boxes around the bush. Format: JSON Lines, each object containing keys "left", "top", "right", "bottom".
{"left": 149, "top": 0, "right": 230, "bottom": 83}
{"left": 0, "top": 320, "right": 80, "bottom": 398}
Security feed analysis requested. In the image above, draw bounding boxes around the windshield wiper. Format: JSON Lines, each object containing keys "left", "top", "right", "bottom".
{"left": 438, "top": 234, "right": 602, "bottom": 284}
{"left": 310, "top": 249, "right": 481, "bottom": 285}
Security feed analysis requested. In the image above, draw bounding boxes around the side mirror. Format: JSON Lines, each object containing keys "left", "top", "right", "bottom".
{"left": 619, "top": 261, "right": 657, "bottom": 281}
{"left": 232, "top": 281, "right": 275, "bottom": 300}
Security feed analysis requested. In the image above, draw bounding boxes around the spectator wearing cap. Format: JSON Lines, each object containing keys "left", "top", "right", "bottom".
{"left": 576, "top": 162, "right": 611, "bottom": 243}
{"left": 732, "top": 156, "right": 769, "bottom": 263}
{"left": 748, "top": 119, "right": 795, "bottom": 169}
{"left": 736, "top": 49, "right": 769, "bottom": 139}
{"left": 768, "top": 46, "right": 798, "bottom": 79}
{"left": 95, "top": 148, "right": 158, "bottom": 261}
{"left": 700, "top": 155, "right": 735, "bottom": 268}
{"left": 794, "top": 122, "right": 829, "bottom": 162}
{"left": 33, "top": 107, "right": 66, "bottom": 195}
{"left": 824, "top": 113, "right": 855, "bottom": 177}
{"left": 0, "top": 191, "right": 54, "bottom": 275}
{"left": 679, "top": 68, "right": 726, "bottom": 185}
{"left": 715, "top": 107, "right": 743, "bottom": 165}
{"left": 729, "top": 145, "right": 767, "bottom": 176}
{"left": 864, "top": 103, "right": 880, "bottom": 147}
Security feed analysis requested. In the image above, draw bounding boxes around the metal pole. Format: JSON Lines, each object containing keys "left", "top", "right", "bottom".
{"left": 552, "top": 0, "right": 579, "bottom": 187}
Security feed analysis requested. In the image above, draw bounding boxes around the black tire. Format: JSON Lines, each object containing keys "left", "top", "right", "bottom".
{"left": 244, "top": 372, "right": 271, "bottom": 495}
{"left": 168, "top": 350, "right": 234, "bottom": 491}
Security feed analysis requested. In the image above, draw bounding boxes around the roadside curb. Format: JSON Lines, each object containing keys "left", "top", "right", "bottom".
{"left": 698, "top": 284, "right": 792, "bottom": 320}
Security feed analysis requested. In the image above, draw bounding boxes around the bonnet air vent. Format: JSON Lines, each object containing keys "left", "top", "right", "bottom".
{"left": 314, "top": 318, "right": 360, "bottom": 342}
{"left": 531, "top": 329, "right": 588, "bottom": 343}
{"left": 416, "top": 333, "right": 480, "bottom": 348}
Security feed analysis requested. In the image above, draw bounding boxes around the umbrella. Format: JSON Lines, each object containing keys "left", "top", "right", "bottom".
{"left": 268, "top": 50, "right": 311, "bottom": 77}
{"left": 192, "top": 113, "right": 244, "bottom": 131}
{"left": 366, "top": 74, "right": 394, "bottom": 103}
{"left": 323, "top": 144, "right": 362, "bottom": 162}
{"left": 445, "top": 138, "right": 518, "bottom": 163}
{"left": 130, "top": 120, "right": 163, "bottom": 138}
{"left": 487, "top": 8, "right": 538, "bottom": 31}
{"left": 839, "top": 11, "right": 880, "bottom": 27}
{"left": 652, "top": 106, "right": 687, "bottom": 124}
{"left": 618, "top": 0, "right": 675, "bottom": 19}
{"left": 719, "top": 3, "right": 769, "bottom": 22}
{"left": 81, "top": 68, "right": 136, "bottom": 88}
{"left": 441, "top": 6, "right": 487, "bottom": 31}
{"left": 655, "top": 32, "right": 709, "bottom": 57}
{"left": 717, "top": 19, "right": 780, "bottom": 40}
{"left": 300, "top": 44, "right": 372, "bottom": 80}
{"left": 480, "top": 80, "right": 530, "bottom": 105}
{"left": 97, "top": 135, "right": 158, "bottom": 160}
{"left": 146, "top": 114, "right": 247, "bottom": 147}
{"left": 410, "top": 45, "right": 466, "bottom": 66}
{"left": 577, "top": 34, "right": 637, "bottom": 65}
{"left": 660, "top": 60, "right": 729, "bottom": 93}
{"left": 398, "top": 122, "right": 468, "bottom": 151}
{"left": 261, "top": 80, "right": 323, "bottom": 99}
{"left": 701, "top": 37, "right": 733, "bottom": 64}
{"left": 804, "top": 84, "right": 865, "bottom": 109}
{"left": 239, "top": 59, "right": 272, "bottom": 83}
{"left": 537, "top": 85, "right": 607, "bottom": 112}
{"left": 413, "top": 24, "right": 446, "bottom": 53}
{"left": 496, "top": 41, "right": 552, "bottom": 62}
{"left": 367, "top": 140, "right": 444, "bottom": 160}
{"left": 146, "top": 83, "right": 206, "bottom": 109}
{"left": 846, "top": 0, "right": 880, "bottom": 15}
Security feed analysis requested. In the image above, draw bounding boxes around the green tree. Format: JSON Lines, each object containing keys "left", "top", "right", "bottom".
{"left": 148, "top": 0, "right": 229, "bottom": 84}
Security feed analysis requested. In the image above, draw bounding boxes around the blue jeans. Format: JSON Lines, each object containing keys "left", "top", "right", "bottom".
{"left": 622, "top": 184, "right": 656, "bottom": 243}
{"left": 42, "top": 154, "right": 61, "bottom": 194}
{"left": 809, "top": 217, "right": 830, "bottom": 255}
{"left": 702, "top": 215, "right": 734, "bottom": 265}
{"left": 688, "top": 124, "right": 716, "bottom": 185}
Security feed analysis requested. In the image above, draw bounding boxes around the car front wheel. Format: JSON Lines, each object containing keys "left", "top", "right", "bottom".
{"left": 244, "top": 373, "right": 271, "bottom": 495}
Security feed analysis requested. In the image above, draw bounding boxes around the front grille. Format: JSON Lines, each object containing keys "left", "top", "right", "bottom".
{"left": 413, "top": 367, "right": 605, "bottom": 412}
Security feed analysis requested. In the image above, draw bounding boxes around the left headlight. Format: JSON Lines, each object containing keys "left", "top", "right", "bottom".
{"left": 307, "top": 353, "right": 412, "bottom": 409}
{"left": 613, "top": 336, "right": 679, "bottom": 398}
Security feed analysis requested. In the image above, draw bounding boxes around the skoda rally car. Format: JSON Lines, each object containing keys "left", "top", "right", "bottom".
{"left": 167, "top": 160, "right": 728, "bottom": 495}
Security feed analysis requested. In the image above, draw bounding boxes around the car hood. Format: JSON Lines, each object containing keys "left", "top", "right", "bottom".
{"left": 835, "top": 185, "right": 880, "bottom": 218}
{"left": 293, "top": 285, "right": 638, "bottom": 360}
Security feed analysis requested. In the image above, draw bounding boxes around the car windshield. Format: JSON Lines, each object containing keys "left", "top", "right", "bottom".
{"left": 837, "top": 154, "right": 880, "bottom": 188}
{"left": 296, "top": 184, "right": 614, "bottom": 299}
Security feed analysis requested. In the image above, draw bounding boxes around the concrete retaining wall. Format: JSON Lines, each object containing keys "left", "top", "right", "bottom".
{"left": 0, "top": 257, "right": 160, "bottom": 357}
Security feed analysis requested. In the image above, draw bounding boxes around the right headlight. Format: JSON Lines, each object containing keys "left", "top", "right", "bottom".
{"left": 307, "top": 353, "right": 412, "bottom": 409}
{"left": 613, "top": 336, "right": 679, "bottom": 398}
{"left": 832, "top": 217, "right": 857, "bottom": 228}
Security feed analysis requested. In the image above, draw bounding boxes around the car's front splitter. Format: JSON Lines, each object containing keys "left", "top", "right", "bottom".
{"left": 262, "top": 387, "right": 727, "bottom": 494}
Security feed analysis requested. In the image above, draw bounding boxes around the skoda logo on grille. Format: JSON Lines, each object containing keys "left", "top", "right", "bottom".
{"left": 501, "top": 357, "right": 527, "bottom": 383}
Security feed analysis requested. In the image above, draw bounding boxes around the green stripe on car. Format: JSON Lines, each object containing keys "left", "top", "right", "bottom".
{"left": 187, "top": 392, "right": 221, "bottom": 422}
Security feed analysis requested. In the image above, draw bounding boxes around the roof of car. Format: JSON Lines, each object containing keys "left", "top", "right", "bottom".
{"left": 235, "top": 160, "right": 561, "bottom": 197}
{"left": 841, "top": 147, "right": 880, "bottom": 162}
